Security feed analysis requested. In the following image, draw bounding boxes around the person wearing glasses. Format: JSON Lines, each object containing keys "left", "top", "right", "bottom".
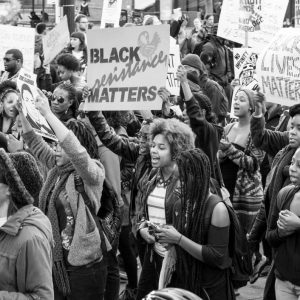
{"left": 75, "top": 14, "right": 89, "bottom": 34}
{"left": 0, "top": 49, "right": 23, "bottom": 83}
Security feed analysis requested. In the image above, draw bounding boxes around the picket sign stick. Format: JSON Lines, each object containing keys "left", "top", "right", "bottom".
{"left": 244, "top": 29, "right": 249, "bottom": 48}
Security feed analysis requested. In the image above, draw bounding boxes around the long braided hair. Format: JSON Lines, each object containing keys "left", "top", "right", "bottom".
{"left": 174, "top": 148, "right": 211, "bottom": 294}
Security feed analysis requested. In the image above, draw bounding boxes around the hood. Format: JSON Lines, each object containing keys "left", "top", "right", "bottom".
{"left": 0, "top": 204, "right": 53, "bottom": 246}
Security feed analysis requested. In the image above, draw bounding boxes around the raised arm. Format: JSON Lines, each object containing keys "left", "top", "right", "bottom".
{"left": 251, "top": 92, "right": 289, "bottom": 157}
{"left": 87, "top": 111, "right": 141, "bottom": 163}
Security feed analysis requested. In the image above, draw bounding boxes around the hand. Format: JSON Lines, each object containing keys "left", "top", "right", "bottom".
{"left": 231, "top": 79, "right": 240, "bottom": 87}
{"left": 139, "top": 228, "right": 155, "bottom": 244}
{"left": 43, "top": 63, "right": 50, "bottom": 74}
{"left": 219, "top": 138, "right": 231, "bottom": 151}
{"left": 15, "top": 96, "right": 23, "bottom": 114}
{"left": 155, "top": 225, "right": 182, "bottom": 245}
{"left": 35, "top": 89, "right": 52, "bottom": 117}
{"left": 158, "top": 87, "right": 171, "bottom": 103}
{"left": 277, "top": 210, "right": 300, "bottom": 233}
{"left": 7, "top": 134, "right": 24, "bottom": 153}
{"left": 253, "top": 89, "right": 266, "bottom": 115}
{"left": 82, "top": 86, "right": 90, "bottom": 100}
{"left": 176, "top": 65, "right": 188, "bottom": 83}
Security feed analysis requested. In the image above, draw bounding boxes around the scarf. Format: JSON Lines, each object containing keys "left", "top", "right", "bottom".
{"left": 266, "top": 145, "right": 295, "bottom": 220}
{"left": 39, "top": 161, "right": 74, "bottom": 296}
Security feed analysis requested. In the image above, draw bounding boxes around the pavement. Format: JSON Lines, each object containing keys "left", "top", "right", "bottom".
{"left": 120, "top": 262, "right": 268, "bottom": 300}
{"left": 237, "top": 277, "right": 266, "bottom": 300}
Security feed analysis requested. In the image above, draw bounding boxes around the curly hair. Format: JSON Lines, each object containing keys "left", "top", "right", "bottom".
{"left": 65, "top": 119, "right": 99, "bottom": 159}
{"left": 102, "top": 111, "right": 130, "bottom": 130}
{"left": 149, "top": 118, "right": 195, "bottom": 159}
{"left": 289, "top": 104, "right": 300, "bottom": 118}
{"left": 56, "top": 53, "right": 80, "bottom": 72}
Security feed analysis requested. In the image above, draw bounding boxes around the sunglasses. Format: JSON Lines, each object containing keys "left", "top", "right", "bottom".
{"left": 3, "top": 58, "right": 16, "bottom": 62}
{"left": 51, "top": 95, "right": 66, "bottom": 104}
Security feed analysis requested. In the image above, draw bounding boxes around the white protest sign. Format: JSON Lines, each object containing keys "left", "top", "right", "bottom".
{"left": 100, "top": 0, "right": 122, "bottom": 28}
{"left": 0, "top": 25, "right": 35, "bottom": 72}
{"left": 217, "top": 0, "right": 289, "bottom": 48}
{"left": 256, "top": 28, "right": 300, "bottom": 106}
{"left": 167, "top": 38, "right": 180, "bottom": 96}
{"left": 17, "top": 69, "right": 57, "bottom": 141}
{"left": 85, "top": 25, "right": 170, "bottom": 111}
{"left": 43, "top": 16, "right": 70, "bottom": 65}
{"left": 233, "top": 48, "right": 259, "bottom": 89}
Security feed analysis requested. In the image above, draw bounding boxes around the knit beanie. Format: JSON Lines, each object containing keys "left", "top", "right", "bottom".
{"left": 0, "top": 149, "right": 43, "bottom": 208}
{"left": 71, "top": 31, "right": 85, "bottom": 46}
{"left": 238, "top": 88, "right": 255, "bottom": 112}
{"left": 194, "top": 92, "right": 212, "bottom": 115}
{"left": 181, "top": 54, "right": 207, "bottom": 75}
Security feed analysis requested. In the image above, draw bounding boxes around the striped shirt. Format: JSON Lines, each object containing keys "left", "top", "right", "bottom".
{"left": 147, "top": 182, "right": 167, "bottom": 257}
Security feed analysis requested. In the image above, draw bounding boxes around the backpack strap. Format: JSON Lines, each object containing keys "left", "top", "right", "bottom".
{"left": 73, "top": 172, "right": 108, "bottom": 257}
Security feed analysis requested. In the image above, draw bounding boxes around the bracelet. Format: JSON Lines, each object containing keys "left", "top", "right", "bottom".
{"left": 177, "top": 234, "right": 182, "bottom": 245}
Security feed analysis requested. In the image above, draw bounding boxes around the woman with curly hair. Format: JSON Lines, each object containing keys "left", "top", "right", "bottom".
{"left": 156, "top": 148, "right": 234, "bottom": 300}
{"left": 135, "top": 118, "right": 195, "bottom": 300}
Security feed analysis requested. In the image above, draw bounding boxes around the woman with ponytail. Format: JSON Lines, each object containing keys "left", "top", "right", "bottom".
{"left": 156, "top": 148, "right": 234, "bottom": 300}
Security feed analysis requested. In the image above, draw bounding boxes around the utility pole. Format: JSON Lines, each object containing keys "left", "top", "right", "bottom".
{"left": 62, "top": 0, "right": 75, "bottom": 32}
{"left": 205, "top": 0, "right": 213, "bottom": 15}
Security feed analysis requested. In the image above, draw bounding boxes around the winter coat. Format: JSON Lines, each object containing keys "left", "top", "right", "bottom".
{"left": 0, "top": 204, "right": 54, "bottom": 300}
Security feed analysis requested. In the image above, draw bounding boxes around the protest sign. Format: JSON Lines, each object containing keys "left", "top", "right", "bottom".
{"left": 167, "top": 37, "right": 180, "bottom": 96}
{"left": 296, "top": 0, "right": 300, "bottom": 27}
{"left": 100, "top": 0, "right": 122, "bottom": 28}
{"left": 85, "top": 25, "right": 170, "bottom": 111}
{"left": 256, "top": 28, "right": 300, "bottom": 106}
{"left": 217, "top": 0, "right": 289, "bottom": 48}
{"left": 233, "top": 48, "right": 259, "bottom": 89}
{"left": 0, "top": 25, "right": 34, "bottom": 72}
{"left": 43, "top": 16, "right": 70, "bottom": 65}
{"left": 17, "top": 69, "right": 56, "bottom": 141}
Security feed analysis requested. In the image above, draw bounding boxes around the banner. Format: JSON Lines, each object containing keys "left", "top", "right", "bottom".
{"left": 233, "top": 48, "right": 259, "bottom": 89}
{"left": 17, "top": 69, "right": 56, "bottom": 141}
{"left": 43, "top": 16, "right": 70, "bottom": 65}
{"left": 85, "top": 25, "right": 170, "bottom": 111}
{"left": 217, "top": 0, "right": 289, "bottom": 48}
{"left": 0, "top": 25, "right": 34, "bottom": 72}
{"left": 100, "top": 0, "right": 122, "bottom": 28}
{"left": 256, "top": 28, "right": 300, "bottom": 106}
{"left": 166, "top": 37, "right": 180, "bottom": 96}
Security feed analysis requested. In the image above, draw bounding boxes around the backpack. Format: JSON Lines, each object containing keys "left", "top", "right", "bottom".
{"left": 205, "top": 195, "right": 252, "bottom": 289}
{"left": 74, "top": 173, "right": 121, "bottom": 250}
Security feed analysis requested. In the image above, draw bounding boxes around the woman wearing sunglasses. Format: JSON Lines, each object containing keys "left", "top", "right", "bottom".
{"left": 46, "top": 82, "right": 79, "bottom": 123}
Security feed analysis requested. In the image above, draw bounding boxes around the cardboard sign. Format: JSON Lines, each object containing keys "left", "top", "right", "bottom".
{"left": 17, "top": 69, "right": 57, "bottom": 141}
{"left": 0, "top": 25, "right": 35, "bottom": 72}
{"left": 217, "top": 0, "right": 289, "bottom": 48}
{"left": 100, "top": 0, "right": 122, "bottom": 28}
{"left": 233, "top": 48, "right": 259, "bottom": 89}
{"left": 256, "top": 28, "right": 300, "bottom": 106}
{"left": 43, "top": 16, "right": 70, "bottom": 65}
{"left": 166, "top": 37, "right": 180, "bottom": 96}
{"left": 85, "top": 25, "right": 170, "bottom": 111}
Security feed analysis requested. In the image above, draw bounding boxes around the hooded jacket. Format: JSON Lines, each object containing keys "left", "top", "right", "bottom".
{"left": 0, "top": 204, "right": 54, "bottom": 300}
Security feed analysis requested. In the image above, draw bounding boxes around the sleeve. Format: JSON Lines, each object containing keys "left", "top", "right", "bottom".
{"left": 250, "top": 115, "right": 289, "bottom": 157}
{"left": 88, "top": 112, "right": 140, "bottom": 163}
{"left": 0, "top": 236, "right": 53, "bottom": 300}
{"left": 60, "top": 131, "right": 105, "bottom": 186}
{"left": 266, "top": 189, "right": 287, "bottom": 248}
{"left": 247, "top": 201, "right": 267, "bottom": 250}
{"left": 222, "top": 141, "right": 265, "bottom": 172}
{"left": 202, "top": 225, "right": 230, "bottom": 269}
{"left": 22, "top": 130, "right": 56, "bottom": 170}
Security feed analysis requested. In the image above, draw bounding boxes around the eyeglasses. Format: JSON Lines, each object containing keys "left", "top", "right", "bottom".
{"left": 3, "top": 58, "right": 16, "bottom": 62}
{"left": 51, "top": 95, "right": 66, "bottom": 104}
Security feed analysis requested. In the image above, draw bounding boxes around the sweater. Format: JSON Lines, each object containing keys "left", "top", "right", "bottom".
{"left": 0, "top": 205, "right": 54, "bottom": 300}
{"left": 221, "top": 122, "right": 265, "bottom": 233}
{"left": 266, "top": 185, "right": 300, "bottom": 285}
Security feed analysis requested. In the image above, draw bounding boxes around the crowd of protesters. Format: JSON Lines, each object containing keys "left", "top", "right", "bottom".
{"left": 0, "top": 8, "right": 299, "bottom": 300}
